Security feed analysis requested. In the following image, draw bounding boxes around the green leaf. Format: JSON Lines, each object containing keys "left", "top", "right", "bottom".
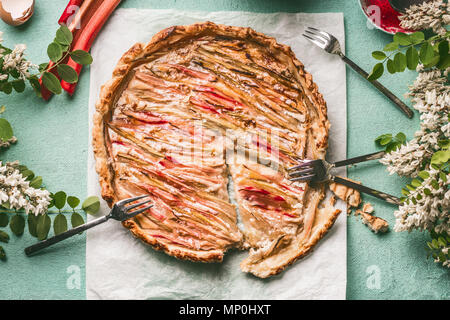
{"left": 69, "top": 50, "right": 93, "bottom": 65}
{"left": 0, "top": 82, "right": 12, "bottom": 94}
{"left": 0, "top": 213, "right": 8, "bottom": 227}
{"left": 71, "top": 212, "right": 84, "bottom": 228}
{"left": 28, "top": 214, "right": 38, "bottom": 237}
{"left": 439, "top": 171, "right": 447, "bottom": 182}
{"left": 401, "top": 188, "right": 410, "bottom": 196}
{"left": 82, "top": 196, "right": 100, "bottom": 215}
{"left": 67, "top": 196, "right": 80, "bottom": 209}
{"left": 418, "top": 171, "right": 430, "bottom": 180}
{"left": 375, "top": 133, "right": 392, "bottom": 143}
{"left": 393, "top": 52, "right": 407, "bottom": 72}
{"left": 55, "top": 25, "right": 73, "bottom": 46}
{"left": 419, "top": 42, "right": 435, "bottom": 65}
{"left": 56, "top": 64, "right": 78, "bottom": 84}
{"left": 36, "top": 214, "right": 51, "bottom": 241}
{"left": 372, "top": 51, "right": 386, "bottom": 60}
{"left": 53, "top": 214, "right": 68, "bottom": 235}
{"left": 0, "top": 230, "right": 9, "bottom": 243}
{"left": 0, "top": 246, "right": 5, "bottom": 261}
{"left": 10, "top": 214, "right": 25, "bottom": 236}
{"left": 409, "top": 31, "right": 425, "bottom": 44}
{"left": 21, "top": 169, "right": 34, "bottom": 181}
{"left": 438, "top": 236, "right": 447, "bottom": 247}
{"left": 431, "top": 150, "right": 450, "bottom": 165}
{"left": 411, "top": 178, "right": 422, "bottom": 187}
{"left": 395, "top": 132, "right": 406, "bottom": 144}
{"left": 431, "top": 239, "right": 439, "bottom": 249}
{"left": 39, "top": 63, "right": 49, "bottom": 72}
{"left": 42, "top": 72, "right": 62, "bottom": 95}
{"left": 53, "top": 191, "right": 67, "bottom": 210}
{"left": 423, "top": 54, "right": 440, "bottom": 68}
{"left": 423, "top": 188, "right": 431, "bottom": 196}
{"left": 387, "top": 59, "right": 396, "bottom": 74}
{"left": 11, "top": 79, "right": 25, "bottom": 93}
{"left": 380, "top": 136, "right": 393, "bottom": 146}
{"left": 28, "top": 76, "right": 42, "bottom": 98}
{"left": 383, "top": 42, "right": 398, "bottom": 51}
{"left": 47, "top": 42, "right": 63, "bottom": 63}
{"left": 393, "top": 32, "right": 411, "bottom": 45}
{"left": 0, "top": 118, "right": 13, "bottom": 142}
{"left": 406, "top": 46, "right": 419, "bottom": 70}
{"left": 430, "top": 179, "right": 439, "bottom": 190}
{"left": 29, "top": 176, "right": 42, "bottom": 189}
{"left": 437, "top": 40, "right": 450, "bottom": 69}
{"left": 367, "top": 63, "right": 384, "bottom": 81}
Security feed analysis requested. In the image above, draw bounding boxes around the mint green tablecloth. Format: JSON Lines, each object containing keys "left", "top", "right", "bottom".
{"left": 0, "top": 0, "right": 448, "bottom": 300}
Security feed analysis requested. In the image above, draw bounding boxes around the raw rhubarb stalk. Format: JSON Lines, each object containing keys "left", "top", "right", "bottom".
{"left": 58, "top": 0, "right": 84, "bottom": 25}
{"left": 61, "top": 0, "right": 122, "bottom": 95}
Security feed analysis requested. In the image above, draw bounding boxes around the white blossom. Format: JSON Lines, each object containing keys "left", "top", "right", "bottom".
{"left": 399, "top": 0, "right": 450, "bottom": 35}
{"left": 380, "top": 1, "right": 450, "bottom": 267}
{"left": 0, "top": 161, "right": 51, "bottom": 216}
{"left": 1, "top": 43, "right": 37, "bottom": 80}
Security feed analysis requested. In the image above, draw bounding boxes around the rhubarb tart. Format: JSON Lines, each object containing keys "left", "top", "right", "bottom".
{"left": 93, "top": 22, "right": 341, "bottom": 277}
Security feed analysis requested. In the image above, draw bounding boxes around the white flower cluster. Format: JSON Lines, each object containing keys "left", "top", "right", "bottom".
{"left": 393, "top": 167, "right": 450, "bottom": 234}
{"left": 0, "top": 31, "right": 37, "bottom": 81}
{"left": 381, "top": 2, "right": 450, "bottom": 267}
{"left": 380, "top": 68, "right": 449, "bottom": 176}
{"left": 399, "top": 0, "right": 450, "bottom": 35}
{"left": 0, "top": 161, "right": 51, "bottom": 216}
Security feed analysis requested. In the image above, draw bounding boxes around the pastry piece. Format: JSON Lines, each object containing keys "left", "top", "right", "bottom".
{"left": 93, "top": 22, "right": 340, "bottom": 276}
{"left": 329, "top": 179, "right": 362, "bottom": 210}
{"left": 355, "top": 203, "right": 389, "bottom": 233}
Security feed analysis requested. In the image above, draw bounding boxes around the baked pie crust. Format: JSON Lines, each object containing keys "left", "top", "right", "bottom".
{"left": 93, "top": 22, "right": 341, "bottom": 278}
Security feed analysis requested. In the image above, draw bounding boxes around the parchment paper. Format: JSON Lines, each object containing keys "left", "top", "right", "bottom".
{"left": 86, "top": 9, "right": 347, "bottom": 300}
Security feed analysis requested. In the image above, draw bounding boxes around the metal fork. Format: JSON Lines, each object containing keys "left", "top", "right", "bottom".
{"left": 302, "top": 27, "right": 414, "bottom": 119}
{"left": 24, "top": 195, "right": 153, "bottom": 256}
{"left": 288, "top": 151, "right": 401, "bottom": 205}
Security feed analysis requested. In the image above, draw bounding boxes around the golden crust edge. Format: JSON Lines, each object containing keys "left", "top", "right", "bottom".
{"left": 92, "top": 21, "right": 331, "bottom": 266}
{"left": 241, "top": 206, "right": 342, "bottom": 278}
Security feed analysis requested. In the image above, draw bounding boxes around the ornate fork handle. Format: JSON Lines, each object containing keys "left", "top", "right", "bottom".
{"left": 333, "top": 151, "right": 386, "bottom": 168}
{"left": 333, "top": 176, "right": 401, "bottom": 205}
{"left": 338, "top": 52, "right": 414, "bottom": 119}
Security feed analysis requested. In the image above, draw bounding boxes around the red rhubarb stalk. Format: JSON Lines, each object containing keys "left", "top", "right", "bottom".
{"left": 58, "top": 0, "right": 85, "bottom": 25}
{"left": 61, "top": 0, "right": 122, "bottom": 95}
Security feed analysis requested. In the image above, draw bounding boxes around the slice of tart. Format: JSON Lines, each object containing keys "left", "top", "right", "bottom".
{"left": 93, "top": 22, "right": 341, "bottom": 276}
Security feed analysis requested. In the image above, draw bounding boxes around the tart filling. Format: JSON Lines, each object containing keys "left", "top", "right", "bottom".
{"left": 93, "top": 22, "right": 341, "bottom": 277}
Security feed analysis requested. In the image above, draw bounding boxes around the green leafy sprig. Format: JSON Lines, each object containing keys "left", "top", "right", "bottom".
{"left": 0, "top": 25, "right": 93, "bottom": 97}
{"left": 0, "top": 164, "right": 100, "bottom": 261}
{"left": 375, "top": 132, "right": 407, "bottom": 153}
{"left": 39, "top": 25, "right": 93, "bottom": 95}
{"left": 368, "top": 31, "right": 450, "bottom": 81}
{"left": 427, "top": 231, "right": 450, "bottom": 265}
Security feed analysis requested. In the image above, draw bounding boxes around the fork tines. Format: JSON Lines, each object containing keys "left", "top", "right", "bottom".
{"left": 119, "top": 195, "right": 153, "bottom": 214}
{"left": 302, "top": 27, "right": 330, "bottom": 50}
{"left": 287, "top": 160, "right": 318, "bottom": 182}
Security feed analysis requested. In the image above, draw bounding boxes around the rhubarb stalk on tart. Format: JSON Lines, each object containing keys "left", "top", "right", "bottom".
{"left": 93, "top": 22, "right": 341, "bottom": 277}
